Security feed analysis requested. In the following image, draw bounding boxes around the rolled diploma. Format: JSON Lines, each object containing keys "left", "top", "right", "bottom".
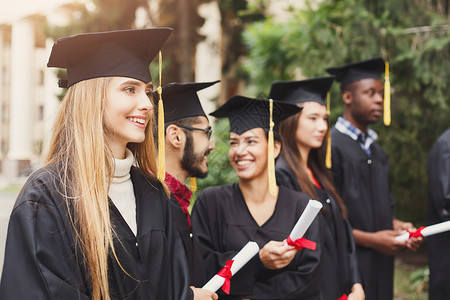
{"left": 202, "top": 241, "right": 260, "bottom": 293}
{"left": 395, "top": 220, "right": 450, "bottom": 242}
{"left": 289, "top": 199, "right": 323, "bottom": 240}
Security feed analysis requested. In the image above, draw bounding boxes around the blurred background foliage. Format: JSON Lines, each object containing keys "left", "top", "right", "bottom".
{"left": 240, "top": 0, "right": 450, "bottom": 225}
{"left": 195, "top": 118, "right": 238, "bottom": 194}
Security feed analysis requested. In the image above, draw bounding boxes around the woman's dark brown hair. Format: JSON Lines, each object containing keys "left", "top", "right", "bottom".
{"left": 279, "top": 110, "right": 347, "bottom": 219}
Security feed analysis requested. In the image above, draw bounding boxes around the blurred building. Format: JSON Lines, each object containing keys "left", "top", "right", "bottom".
{"left": 0, "top": 0, "right": 70, "bottom": 178}
{"left": 0, "top": 0, "right": 304, "bottom": 178}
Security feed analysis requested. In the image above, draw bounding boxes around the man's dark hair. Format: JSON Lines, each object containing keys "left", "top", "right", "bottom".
{"left": 341, "top": 81, "right": 357, "bottom": 93}
{"left": 164, "top": 116, "right": 203, "bottom": 131}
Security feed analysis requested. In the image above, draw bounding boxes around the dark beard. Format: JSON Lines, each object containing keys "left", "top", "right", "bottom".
{"left": 181, "top": 134, "right": 209, "bottom": 179}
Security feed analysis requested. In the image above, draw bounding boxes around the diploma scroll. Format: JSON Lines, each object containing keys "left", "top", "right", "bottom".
{"left": 289, "top": 199, "right": 323, "bottom": 240}
{"left": 395, "top": 220, "right": 450, "bottom": 241}
{"left": 202, "top": 241, "right": 260, "bottom": 293}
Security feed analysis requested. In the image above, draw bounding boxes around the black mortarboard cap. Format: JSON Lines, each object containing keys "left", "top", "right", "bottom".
{"left": 159, "top": 80, "right": 220, "bottom": 123}
{"left": 47, "top": 28, "right": 173, "bottom": 88}
{"left": 210, "top": 95, "right": 302, "bottom": 135}
{"left": 326, "top": 57, "right": 385, "bottom": 87}
{"left": 269, "top": 76, "right": 335, "bottom": 105}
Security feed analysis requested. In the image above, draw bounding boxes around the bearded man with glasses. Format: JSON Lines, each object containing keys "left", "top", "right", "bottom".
{"left": 156, "top": 80, "right": 220, "bottom": 300}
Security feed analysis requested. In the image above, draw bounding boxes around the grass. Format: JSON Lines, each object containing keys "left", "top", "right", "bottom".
{"left": 394, "top": 255, "right": 428, "bottom": 300}
{"left": 0, "top": 184, "right": 22, "bottom": 193}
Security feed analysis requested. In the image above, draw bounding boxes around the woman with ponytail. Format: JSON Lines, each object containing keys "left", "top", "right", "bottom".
{"left": 0, "top": 28, "right": 192, "bottom": 300}
{"left": 270, "top": 77, "right": 364, "bottom": 300}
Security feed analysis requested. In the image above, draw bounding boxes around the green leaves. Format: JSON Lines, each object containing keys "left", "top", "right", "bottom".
{"left": 241, "top": 0, "right": 450, "bottom": 224}
{"left": 195, "top": 118, "right": 238, "bottom": 195}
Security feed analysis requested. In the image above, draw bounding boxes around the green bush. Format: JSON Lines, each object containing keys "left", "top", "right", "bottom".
{"left": 241, "top": 0, "right": 450, "bottom": 225}
{"left": 190, "top": 118, "right": 238, "bottom": 207}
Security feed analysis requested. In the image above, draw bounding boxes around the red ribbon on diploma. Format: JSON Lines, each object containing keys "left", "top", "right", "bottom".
{"left": 409, "top": 227, "right": 425, "bottom": 239}
{"left": 217, "top": 260, "right": 234, "bottom": 294}
{"left": 286, "top": 236, "right": 317, "bottom": 251}
{"left": 336, "top": 294, "right": 348, "bottom": 300}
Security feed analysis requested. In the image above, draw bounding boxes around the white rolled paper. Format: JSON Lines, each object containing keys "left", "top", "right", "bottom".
{"left": 202, "top": 241, "right": 260, "bottom": 293}
{"left": 289, "top": 199, "right": 323, "bottom": 240}
{"left": 395, "top": 220, "right": 450, "bottom": 241}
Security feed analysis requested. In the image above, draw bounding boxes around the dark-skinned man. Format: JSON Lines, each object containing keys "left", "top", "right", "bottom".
{"left": 326, "top": 58, "right": 422, "bottom": 300}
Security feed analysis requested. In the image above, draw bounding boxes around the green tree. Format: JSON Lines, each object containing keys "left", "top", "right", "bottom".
{"left": 242, "top": 0, "right": 450, "bottom": 225}
{"left": 195, "top": 118, "right": 238, "bottom": 194}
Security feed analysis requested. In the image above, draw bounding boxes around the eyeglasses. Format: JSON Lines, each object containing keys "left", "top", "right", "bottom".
{"left": 178, "top": 125, "right": 212, "bottom": 140}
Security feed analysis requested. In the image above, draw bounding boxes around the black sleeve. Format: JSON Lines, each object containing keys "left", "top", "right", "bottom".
{"left": 344, "top": 219, "right": 361, "bottom": 286}
{"left": 428, "top": 136, "right": 450, "bottom": 221}
{"left": 191, "top": 191, "right": 256, "bottom": 296}
{"left": 162, "top": 190, "right": 193, "bottom": 300}
{"left": 276, "top": 167, "right": 299, "bottom": 191}
{"left": 331, "top": 143, "right": 344, "bottom": 196}
{"left": 257, "top": 217, "right": 322, "bottom": 299}
{"left": 0, "top": 196, "right": 89, "bottom": 299}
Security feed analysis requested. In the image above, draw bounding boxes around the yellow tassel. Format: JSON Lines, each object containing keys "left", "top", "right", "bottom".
{"left": 190, "top": 177, "right": 197, "bottom": 193}
{"left": 267, "top": 99, "right": 277, "bottom": 196}
{"left": 157, "top": 51, "right": 166, "bottom": 181}
{"left": 384, "top": 61, "right": 391, "bottom": 126}
{"left": 325, "top": 92, "right": 332, "bottom": 169}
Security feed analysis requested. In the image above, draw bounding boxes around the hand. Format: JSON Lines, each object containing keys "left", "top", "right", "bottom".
{"left": 259, "top": 240, "right": 297, "bottom": 270}
{"left": 393, "top": 220, "right": 424, "bottom": 252}
{"left": 404, "top": 226, "right": 424, "bottom": 252}
{"left": 370, "top": 230, "right": 406, "bottom": 256}
{"left": 393, "top": 219, "right": 414, "bottom": 232}
{"left": 347, "top": 283, "right": 365, "bottom": 300}
{"left": 405, "top": 235, "right": 423, "bottom": 252}
{"left": 191, "top": 286, "right": 218, "bottom": 300}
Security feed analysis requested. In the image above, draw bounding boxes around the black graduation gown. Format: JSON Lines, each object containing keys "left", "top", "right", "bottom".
{"left": 191, "top": 184, "right": 321, "bottom": 300}
{"left": 0, "top": 166, "right": 191, "bottom": 300}
{"left": 426, "top": 128, "right": 450, "bottom": 300}
{"left": 330, "top": 127, "right": 394, "bottom": 300}
{"left": 275, "top": 156, "right": 360, "bottom": 300}
{"left": 169, "top": 193, "right": 206, "bottom": 287}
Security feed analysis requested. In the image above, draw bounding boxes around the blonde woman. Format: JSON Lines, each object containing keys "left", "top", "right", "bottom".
{"left": 0, "top": 29, "right": 194, "bottom": 300}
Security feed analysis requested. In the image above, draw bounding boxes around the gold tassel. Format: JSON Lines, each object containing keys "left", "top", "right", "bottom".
{"left": 384, "top": 61, "right": 391, "bottom": 126}
{"left": 157, "top": 51, "right": 166, "bottom": 181}
{"left": 325, "top": 92, "right": 332, "bottom": 169}
{"left": 190, "top": 177, "right": 197, "bottom": 193}
{"left": 267, "top": 99, "right": 277, "bottom": 196}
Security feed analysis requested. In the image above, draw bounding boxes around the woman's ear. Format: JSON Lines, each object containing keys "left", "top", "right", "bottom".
{"left": 273, "top": 140, "right": 282, "bottom": 159}
{"left": 166, "top": 124, "right": 183, "bottom": 149}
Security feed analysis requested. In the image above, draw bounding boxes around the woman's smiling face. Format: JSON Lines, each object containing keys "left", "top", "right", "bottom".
{"left": 103, "top": 77, "right": 153, "bottom": 157}
{"left": 229, "top": 128, "right": 269, "bottom": 181}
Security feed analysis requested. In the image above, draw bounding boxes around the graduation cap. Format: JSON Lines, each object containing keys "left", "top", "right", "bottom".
{"left": 210, "top": 95, "right": 302, "bottom": 135}
{"left": 269, "top": 76, "right": 335, "bottom": 168}
{"left": 269, "top": 76, "right": 334, "bottom": 105}
{"left": 325, "top": 57, "right": 384, "bottom": 87}
{"left": 47, "top": 28, "right": 173, "bottom": 88}
{"left": 326, "top": 57, "right": 391, "bottom": 126}
{"left": 159, "top": 80, "right": 220, "bottom": 123}
{"left": 210, "top": 95, "right": 302, "bottom": 196}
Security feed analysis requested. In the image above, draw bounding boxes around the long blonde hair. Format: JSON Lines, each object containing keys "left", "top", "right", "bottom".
{"left": 45, "top": 77, "right": 159, "bottom": 299}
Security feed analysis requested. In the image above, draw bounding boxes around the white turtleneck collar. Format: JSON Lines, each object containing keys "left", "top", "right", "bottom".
{"left": 109, "top": 148, "right": 137, "bottom": 235}
{"left": 112, "top": 148, "right": 134, "bottom": 183}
